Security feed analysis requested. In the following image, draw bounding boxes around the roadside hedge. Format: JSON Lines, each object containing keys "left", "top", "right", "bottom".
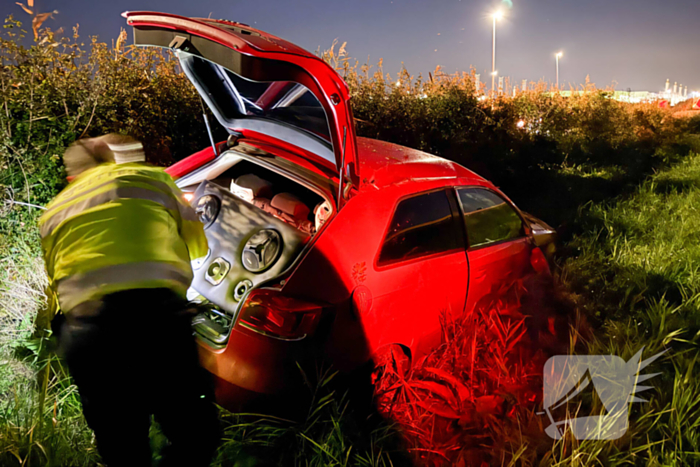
{"left": 2, "top": 16, "right": 700, "bottom": 336}
{"left": 2, "top": 16, "right": 700, "bottom": 467}
{"left": 2, "top": 21, "right": 698, "bottom": 239}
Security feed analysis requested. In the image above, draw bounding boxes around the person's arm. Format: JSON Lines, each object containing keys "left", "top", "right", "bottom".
{"left": 34, "top": 234, "right": 59, "bottom": 336}
{"left": 162, "top": 176, "right": 209, "bottom": 263}
{"left": 180, "top": 210, "right": 209, "bottom": 263}
{"left": 34, "top": 279, "right": 59, "bottom": 340}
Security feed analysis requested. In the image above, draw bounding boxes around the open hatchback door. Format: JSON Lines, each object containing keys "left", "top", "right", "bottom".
{"left": 124, "top": 11, "right": 359, "bottom": 195}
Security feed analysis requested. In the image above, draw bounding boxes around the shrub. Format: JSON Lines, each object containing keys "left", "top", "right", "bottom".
{"left": 1, "top": 19, "right": 700, "bottom": 467}
{"left": 324, "top": 43, "right": 699, "bottom": 231}
{"left": 0, "top": 18, "right": 217, "bottom": 466}
{"left": 0, "top": 16, "right": 216, "bottom": 256}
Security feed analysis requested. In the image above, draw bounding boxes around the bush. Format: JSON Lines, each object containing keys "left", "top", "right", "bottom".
{"left": 323, "top": 43, "right": 700, "bottom": 231}
{"left": 2, "top": 20, "right": 700, "bottom": 467}
{"left": 0, "top": 16, "right": 215, "bottom": 256}
{"left": 0, "top": 18, "right": 217, "bottom": 466}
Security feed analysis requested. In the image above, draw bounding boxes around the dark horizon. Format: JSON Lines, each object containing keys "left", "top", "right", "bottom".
{"left": 1, "top": 0, "right": 698, "bottom": 92}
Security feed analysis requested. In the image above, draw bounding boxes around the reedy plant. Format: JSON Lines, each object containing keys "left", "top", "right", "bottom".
{"left": 0, "top": 18, "right": 699, "bottom": 467}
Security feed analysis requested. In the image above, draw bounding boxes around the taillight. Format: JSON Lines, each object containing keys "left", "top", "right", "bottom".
{"left": 237, "top": 289, "right": 323, "bottom": 340}
{"left": 530, "top": 247, "right": 551, "bottom": 276}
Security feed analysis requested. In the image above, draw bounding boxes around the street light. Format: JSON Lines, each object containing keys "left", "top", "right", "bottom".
{"left": 491, "top": 10, "right": 503, "bottom": 95}
{"left": 491, "top": 70, "right": 498, "bottom": 95}
{"left": 555, "top": 52, "right": 563, "bottom": 89}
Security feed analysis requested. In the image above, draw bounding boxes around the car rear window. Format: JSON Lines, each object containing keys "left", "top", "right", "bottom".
{"left": 457, "top": 188, "right": 523, "bottom": 248}
{"left": 378, "top": 190, "right": 461, "bottom": 266}
{"left": 224, "top": 70, "right": 332, "bottom": 141}
{"left": 185, "top": 55, "right": 332, "bottom": 143}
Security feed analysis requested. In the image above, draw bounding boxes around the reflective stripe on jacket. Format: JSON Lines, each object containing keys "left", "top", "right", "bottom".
{"left": 39, "top": 162, "right": 208, "bottom": 313}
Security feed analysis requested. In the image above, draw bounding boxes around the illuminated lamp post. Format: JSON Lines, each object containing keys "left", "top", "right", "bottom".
{"left": 491, "top": 10, "right": 503, "bottom": 95}
{"left": 555, "top": 52, "right": 563, "bottom": 90}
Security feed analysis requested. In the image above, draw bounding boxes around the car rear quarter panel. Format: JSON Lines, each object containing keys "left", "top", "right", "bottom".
{"left": 196, "top": 324, "right": 306, "bottom": 396}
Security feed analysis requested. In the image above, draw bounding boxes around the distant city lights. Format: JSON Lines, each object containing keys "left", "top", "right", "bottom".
{"left": 475, "top": 5, "right": 694, "bottom": 104}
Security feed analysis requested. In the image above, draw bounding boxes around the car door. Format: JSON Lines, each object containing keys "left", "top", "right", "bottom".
{"left": 367, "top": 188, "right": 469, "bottom": 357}
{"left": 455, "top": 187, "right": 534, "bottom": 315}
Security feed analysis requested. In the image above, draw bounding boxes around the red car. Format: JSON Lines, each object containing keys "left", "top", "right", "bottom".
{"left": 124, "top": 12, "right": 556, "bottom": 411}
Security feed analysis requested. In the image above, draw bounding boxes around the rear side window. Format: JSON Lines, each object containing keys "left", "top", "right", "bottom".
{"left": 457, "top": 188, "right": 523, "bottom": 248}
{"left": 378, "top": 190, "right": 461, "bottom": 266}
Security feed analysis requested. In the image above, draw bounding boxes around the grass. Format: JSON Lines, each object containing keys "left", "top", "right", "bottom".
{"left": 0, "top": 359, "right": 100, "bottom": 467}
{"left": 210, "top": 366, "right": 407, "bottom": 467}
{"left": 2, "top": 152, "right": 700, "bottom": 465}
{"left": 549, "top": 153, "right": 700, "bottom": 466}
{"left": 563, "top": 154, "right": 700, "bottom": 325}
{"left": 0, "top": 238, "right": 100, "bottom": 466}
{"left": 1, "top": 16, "right": 700, "bottom": 464}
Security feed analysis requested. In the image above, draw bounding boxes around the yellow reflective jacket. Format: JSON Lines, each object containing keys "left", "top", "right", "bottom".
{"left": 39, "top": 162, "right": 207, "bottom": 313}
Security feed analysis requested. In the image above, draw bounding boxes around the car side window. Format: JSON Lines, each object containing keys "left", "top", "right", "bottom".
{"left": 457, "top": 188, "right": 523, "bottom": 248}
{"left": 378, "top": 190, "right": 461, "bottom": 266}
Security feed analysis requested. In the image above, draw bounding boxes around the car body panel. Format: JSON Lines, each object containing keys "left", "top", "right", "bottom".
{"left": 196, "top": 320, "right": 306, "bottom": 396}
{"left": 282, "top": 181, "right": 471, "bottom": 368}
{"left": 464, "top": 238, "right": 533, "bottom": 315}
{"left": 455, "top": 186, "right": 540, "bottom": 314}
{"left": 355, "top": 137, "right": 487, "bottom": 190}
{"left": 167, "top": 144, "right": 219, "bottom": 179}
{"left": 370, "top": 249, "right": 469, "bottom": 357}
{"left": 174, "top": 138, "right": 551, "bottom": 409}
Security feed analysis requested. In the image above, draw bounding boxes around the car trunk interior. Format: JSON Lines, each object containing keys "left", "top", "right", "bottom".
{"left": 179, "top": 154, "right": 333, "bottom": 346}
{"left": 134, "top": 23, "right": 339, "bottom": 345}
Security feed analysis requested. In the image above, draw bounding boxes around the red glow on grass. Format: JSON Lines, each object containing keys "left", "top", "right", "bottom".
{"left": 373, "top": 277, "right": 579, "bottom": 465}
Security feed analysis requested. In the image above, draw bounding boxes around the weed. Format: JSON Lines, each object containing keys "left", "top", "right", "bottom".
{"left": 1, "top": 17, "right": 700, "bottom": 467}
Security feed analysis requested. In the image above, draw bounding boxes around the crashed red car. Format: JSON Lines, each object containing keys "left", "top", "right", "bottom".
{"left": 124, "top": 12, "right": 556, "bottom": 411}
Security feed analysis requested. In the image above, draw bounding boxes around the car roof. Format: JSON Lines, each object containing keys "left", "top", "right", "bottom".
{"left": 356, "top": 137, "right": 488, "bottom": 190}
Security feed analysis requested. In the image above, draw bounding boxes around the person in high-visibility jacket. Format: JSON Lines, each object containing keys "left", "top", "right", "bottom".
{"left": 39, "top": 134, "right": 219, "bottom": 467}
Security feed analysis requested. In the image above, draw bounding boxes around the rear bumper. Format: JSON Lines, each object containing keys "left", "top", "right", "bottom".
{"left": 196, "top": 323, "right": 309, "bottom": 412}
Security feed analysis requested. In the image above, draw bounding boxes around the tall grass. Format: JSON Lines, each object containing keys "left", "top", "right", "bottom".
{"left": 0, "top": 21, "right": 217, "bottom": 465}
{"left": 550, "top": 153, "right": 700, "bottom": 466}
{"left": 212, "top": 367, "right": 406, "bottom": 467}
{"left": 0, "top": 245, "right": 99, "bottom": 465}
{"left": 0, "top": 358, "right": 99, "bottom": 466}
{"left": 1, "top": 16, "right": 700, "bottom": 467}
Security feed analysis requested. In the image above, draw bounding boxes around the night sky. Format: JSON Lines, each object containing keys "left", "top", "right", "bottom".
{"left": 1, "top": 0, "right": 698, "bottom": 92}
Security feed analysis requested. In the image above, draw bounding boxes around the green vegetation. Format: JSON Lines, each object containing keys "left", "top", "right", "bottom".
{"left": 546, "top": 152, "right": 700, "bottom": 466}
{"left": 2, "top": 19, "right": 700, "bottom": 467}
{"left": 0, "top": 15, "right": 213, "bottom": 263}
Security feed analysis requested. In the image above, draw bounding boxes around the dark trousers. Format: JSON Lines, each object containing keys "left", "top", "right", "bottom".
{"left": 56, "top": 288, "right": 220, "bottom": 467}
